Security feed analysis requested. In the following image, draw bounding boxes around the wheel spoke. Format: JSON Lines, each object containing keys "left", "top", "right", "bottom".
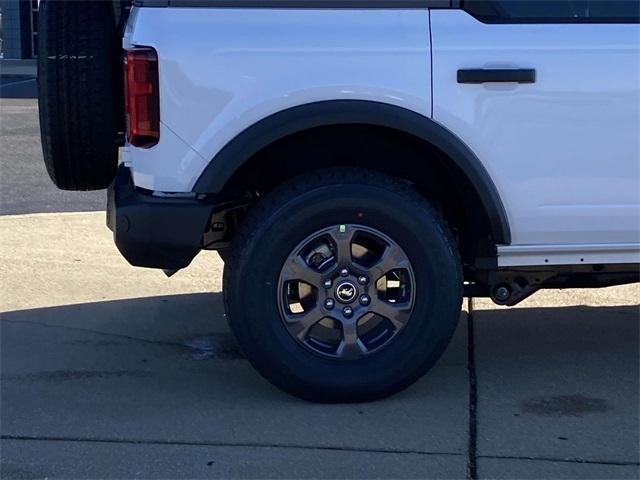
{"left": 327, "top": 225, "right": 356, "bottom": 267}
{"left": 336, "top": 321, "right": 367, "bottom": 359}
{"left": 366, "top": 243, "right": 410, "bottom": 281}
{"left": 280, "top": 254, "right": 323, "bottom": 286}
{"left": 370, "top": 297, "right": 412, "bottom": 330}
{"left": 284, "top": 306, "right": 325, "bottom": 340}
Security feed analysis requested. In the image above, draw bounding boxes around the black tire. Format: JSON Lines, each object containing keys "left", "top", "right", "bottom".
{"left": 224, "top": 169, "right": 463, "bottom": 402}
{"left": 217, "top": 249, "right": 230, "bottom": 264}
{"left": 37, "top": 0, "right": 124, "bottom": 191}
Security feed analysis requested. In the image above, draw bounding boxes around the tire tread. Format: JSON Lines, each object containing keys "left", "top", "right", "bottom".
{"left": 38, "top": 1, "right": 120, "bottom": 191}
{"left": 223, "top": 169, "right": 463, "bottom": 402}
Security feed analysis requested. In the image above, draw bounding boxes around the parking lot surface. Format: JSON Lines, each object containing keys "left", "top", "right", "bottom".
{"left": 1, "top": 97, "right": 639, "bottom": 479}
{"left": 0, "top": 97, "right": 104, "bottom": 215}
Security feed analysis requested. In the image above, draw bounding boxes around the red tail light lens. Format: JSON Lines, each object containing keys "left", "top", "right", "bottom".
{"left": 124, "top": 47, "right": 160, "bottom": 148}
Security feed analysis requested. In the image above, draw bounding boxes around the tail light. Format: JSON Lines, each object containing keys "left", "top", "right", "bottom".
{"left": 124, "top": 47, "right": 160, "bottom": 148}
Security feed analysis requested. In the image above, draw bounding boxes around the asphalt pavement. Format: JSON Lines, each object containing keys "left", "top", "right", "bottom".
{"left": 1, "top": 92, "right": 105, "bottom": 215}
{"left": 1, "top": 94, "right": 639, "bottom": 479}
{"left": 0, "top": 76, "right": 38, "bottom": 100}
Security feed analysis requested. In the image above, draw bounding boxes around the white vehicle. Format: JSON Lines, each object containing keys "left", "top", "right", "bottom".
{"left": 37, "top": 0, "right": 639, "bottom": 402}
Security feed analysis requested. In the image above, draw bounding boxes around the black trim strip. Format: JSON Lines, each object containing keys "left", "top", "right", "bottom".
{"left": 192, "top": 100, "right": 511, "bottom": 244}
{"left": 457, "top": 69, "right": 536, "bottom": 84}
{"left": 133, "top": 0, "right": 452, "bottom": 7}
{"left": 467, "top": 17, "right": 640, "bottom": 24}
{"left": 460, "top": 1, "right": 640, "bottom": 24}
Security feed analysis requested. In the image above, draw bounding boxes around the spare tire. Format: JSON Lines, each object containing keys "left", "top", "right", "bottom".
{"left": 38, "top": 1, "right": 126, "bottom": 191}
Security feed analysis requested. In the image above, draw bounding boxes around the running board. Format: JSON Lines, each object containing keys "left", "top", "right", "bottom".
{"left": 496, "top": 243, "right": 640, "bottom": 267}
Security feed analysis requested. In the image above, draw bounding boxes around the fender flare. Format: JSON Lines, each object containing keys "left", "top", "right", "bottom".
{"left": 193, "top": 100, "right": 511, "bottom": 244}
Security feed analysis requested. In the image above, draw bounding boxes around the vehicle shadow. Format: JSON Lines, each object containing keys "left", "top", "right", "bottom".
{"left": 1, "top": 294, "right": 638, "bottom": 465}
{"left": 470, "top": 302, "right": 639, "bottom": 463}
{"left": 1, "top": 295, "right": 637, "bottom": 394}
{"left": 0, "top": 291, "right": 469, "bottom": 404}
{"left": 471, "top": 303, "right": 639, "bottom": 366}
{"left": 0, "top": 292, "right": 239, "bottom": 360}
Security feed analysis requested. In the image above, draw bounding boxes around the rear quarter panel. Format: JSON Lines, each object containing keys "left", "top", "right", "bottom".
{"left": 125, "top": 7, "right": 432, "bottom": 192}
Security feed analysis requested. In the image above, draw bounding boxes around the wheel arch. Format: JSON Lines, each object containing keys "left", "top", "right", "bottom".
{"left": 193, "top": 100, "right": 511, "bottom": 245}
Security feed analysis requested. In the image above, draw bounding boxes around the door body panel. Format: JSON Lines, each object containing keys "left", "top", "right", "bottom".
{"left": 431, "top": 10, "right": 640, "bottom": 245}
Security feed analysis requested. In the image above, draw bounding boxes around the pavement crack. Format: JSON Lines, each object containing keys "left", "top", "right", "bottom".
{"left": 478, "top": 454, "right": 640, "bottom": 467}
{"left": 466, "top": 298, "right": 478, "bottom": 480}
{"left": 0, "top": 318, "right": 185, "bottom": 349}
{"left": 0, "top": 434, "right": 464, "bottom": 458}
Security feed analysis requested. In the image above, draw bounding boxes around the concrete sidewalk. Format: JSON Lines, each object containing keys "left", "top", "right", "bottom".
{"left": 1, "top": 212, "right": 638, "bottom": 479}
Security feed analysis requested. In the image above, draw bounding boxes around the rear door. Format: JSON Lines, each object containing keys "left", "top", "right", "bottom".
{"left": 430, "top": 1, "right": 640, "bottom": 246}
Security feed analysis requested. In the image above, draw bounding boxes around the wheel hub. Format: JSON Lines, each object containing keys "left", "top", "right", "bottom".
{"left": 335, "top": 280, "right": 358, "bottom": 303}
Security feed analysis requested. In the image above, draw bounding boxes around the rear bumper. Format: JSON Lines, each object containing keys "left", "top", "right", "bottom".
{"left": 107, "top": 166, "right": 214, "bottom": 269}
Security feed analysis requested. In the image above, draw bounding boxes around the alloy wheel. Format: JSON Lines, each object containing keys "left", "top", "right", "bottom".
{"left": 278, "top": 224, "right": 416, "bottom": 360}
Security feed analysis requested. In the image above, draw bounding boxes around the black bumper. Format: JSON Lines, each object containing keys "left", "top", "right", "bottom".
{"left": 107, "top": 166, "right": 215, "bottom": 270}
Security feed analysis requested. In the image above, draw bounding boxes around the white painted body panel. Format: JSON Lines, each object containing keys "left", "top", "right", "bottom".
{"left": 125, "top": 7, "right": 431, "bottom": 192}
{"left": 431, "top": 10, "right": 640, "bottom": 247}
{"left": 125, "top": 7, "right": 640, "bottom": 266}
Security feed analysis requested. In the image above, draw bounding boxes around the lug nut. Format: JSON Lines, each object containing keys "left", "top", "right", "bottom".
{"left": 340, "top": 267, "right": 349, "bottom": 277}
{"left": 324, "top": 298, "right": 335, "bottom": 310}
{"left": 343, "top": 306, "right": 353, "bottom": 318}
{"left": 357, "top": 275, "right": 369, "bottom": 285}
{"left": 323, "top": 279, "right": 333, "bottom": 289}
{"left": 359, "top": 294, "right": 370, "bottom": 306}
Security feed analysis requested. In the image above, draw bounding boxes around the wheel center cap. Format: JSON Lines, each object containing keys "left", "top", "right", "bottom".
{"left": 335, "top": 281, "right": 358, "bottom": 304}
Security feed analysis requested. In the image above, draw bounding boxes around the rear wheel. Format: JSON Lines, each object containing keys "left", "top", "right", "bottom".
{"left": 37, "top": 0, "right": 125, "bottom": 190}
{"left": 224, "top": 170, "right": 463, "bottom": 402}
